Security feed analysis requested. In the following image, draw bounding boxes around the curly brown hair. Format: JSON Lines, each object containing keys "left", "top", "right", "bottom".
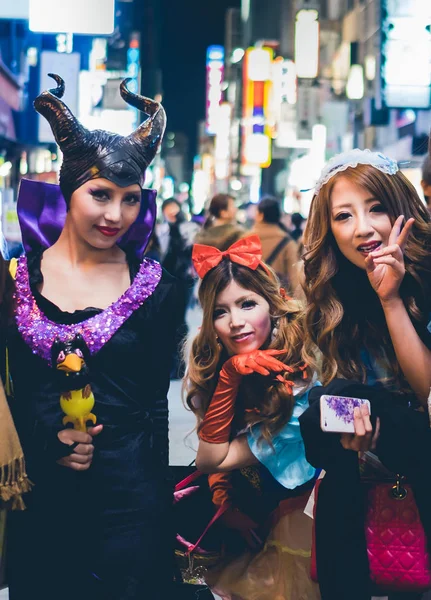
{"left": 184, "top": 259, "right": 311, "bottom": 444}
{"left": 302, "top": 164, "right": 431, "bottom": 388}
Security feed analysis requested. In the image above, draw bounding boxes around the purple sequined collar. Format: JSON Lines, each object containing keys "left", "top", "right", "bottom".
{"left": 14, "top": 255, "right": 162, "bottom": 365}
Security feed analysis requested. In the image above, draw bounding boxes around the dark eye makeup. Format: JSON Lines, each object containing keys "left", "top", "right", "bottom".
{"left": 370, "top": 203, "right": 386, "bottom": 212}
{"left": 242, "top": 299, "right": 257, "bottom": 309}
{"left": 334, "top": 212, "right": 350, "bottom": 221}
{"left": 89, "top": 189, "right": 140, "bottom": 204}
{"left": 89, "top": 189, "right": 109, "bottom": 199}
{"left": 124, "top": 194, "right": 141, "bottom": 204}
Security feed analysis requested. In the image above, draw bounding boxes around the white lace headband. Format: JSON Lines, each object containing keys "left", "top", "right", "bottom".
{"left": 314, "top": 149, "right": 399, "bottom": 196}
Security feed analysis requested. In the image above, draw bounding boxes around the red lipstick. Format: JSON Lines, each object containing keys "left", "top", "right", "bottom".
{"left": 95, "top": 226, "right": 121, "bottom": 237}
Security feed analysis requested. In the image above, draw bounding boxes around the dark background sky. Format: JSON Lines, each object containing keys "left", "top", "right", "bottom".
{"left": 160, "top": 0, "right": 241, "bottom": 161}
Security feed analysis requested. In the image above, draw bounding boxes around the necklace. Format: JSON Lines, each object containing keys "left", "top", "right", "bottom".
{"left": 14, "top": 255, "right": 162, "bottom": 365}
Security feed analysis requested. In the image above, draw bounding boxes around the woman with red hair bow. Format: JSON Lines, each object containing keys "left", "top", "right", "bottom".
{"left": 184, "top": 235, "right": 320, "bottom": 599}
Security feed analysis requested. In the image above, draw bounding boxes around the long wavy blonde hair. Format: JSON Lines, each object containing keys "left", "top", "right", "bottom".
{"left": 302, "top": 164, "right": 431, "bottom": 387}
{"left": 184, "top": 259, "right": 311, "bottom": 443}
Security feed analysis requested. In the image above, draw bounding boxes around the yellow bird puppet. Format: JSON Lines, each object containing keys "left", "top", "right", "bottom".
{"left": 52, "top": 335, "right": 96, "bottom": 433}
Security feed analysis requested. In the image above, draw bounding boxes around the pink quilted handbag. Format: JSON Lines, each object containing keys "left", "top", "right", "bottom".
{"left": 311, "top": 476, "right": 431, "bottom": 592}
{"left": 365, "top": 476, "right": 431, "bottom": 592}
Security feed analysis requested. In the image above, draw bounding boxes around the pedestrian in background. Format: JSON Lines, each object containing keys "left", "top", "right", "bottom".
{"left": 290, "top": 212, "right": 306, "bottom": 256}
{"left": 194, "top": 193, "right": 244, "bottom": 251}
{"left": 251, "top": 196, "right": 299, "bottom": 293}
{"left": 158, "top": 198, "right": 199, "bottom": 378}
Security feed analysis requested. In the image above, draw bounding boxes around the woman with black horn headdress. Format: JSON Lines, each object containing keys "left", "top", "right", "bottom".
{"left": 5, "top": 74, "right": 178, "bottom": 599}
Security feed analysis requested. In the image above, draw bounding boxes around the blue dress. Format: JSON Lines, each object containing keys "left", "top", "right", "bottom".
{"left": 247, "top": 387, "right": 318, "bottom": 489}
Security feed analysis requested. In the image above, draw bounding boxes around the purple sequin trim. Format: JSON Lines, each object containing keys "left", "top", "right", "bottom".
{"left": 14, "top": 255, "right": 162, "bottom": 365}
{"left": 325, "top": 395, "right": 368, "bottom": 424}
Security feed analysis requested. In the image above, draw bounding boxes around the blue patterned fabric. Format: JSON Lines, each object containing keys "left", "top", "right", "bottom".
{"left": 360, "top": 347, "right": 394, "bottom": 389}
{"left": 247, "top": 386, "right": 319, "bottom": 490}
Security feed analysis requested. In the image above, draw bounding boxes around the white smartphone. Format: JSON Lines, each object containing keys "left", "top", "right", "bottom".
{"left": 320, "top": 394, "right": 371, "bottom": 433}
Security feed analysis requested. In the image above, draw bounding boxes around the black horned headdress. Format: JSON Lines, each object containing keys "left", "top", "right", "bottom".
{"left": 34, "top": 73, "right": 166, "bottom": 202}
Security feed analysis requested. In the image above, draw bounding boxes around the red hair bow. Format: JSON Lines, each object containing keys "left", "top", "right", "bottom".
{"left": 192, "top": 235, "right": 264, "bottom": 279}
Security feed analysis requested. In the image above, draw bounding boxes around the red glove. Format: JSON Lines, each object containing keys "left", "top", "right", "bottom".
{"left": 208, "top": 471, "right": 233, "bottom": 507}
{"left": 209, "top": 473, "right": 263, "bottom": 549}
{"left": 198, "top": 349, "right": 286, "bottom": 444}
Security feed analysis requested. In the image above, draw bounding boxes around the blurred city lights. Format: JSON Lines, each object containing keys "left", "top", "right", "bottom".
{"left": 26, "top": 47, "right": 38, "bottom": 67}
{"left": 247, "top": 47, "right": 272, "bottom": 82}
{"left": 0, "top": 162, "right": 12, "bottom": 177}
{"left": 365, "top": 55, "right": 376, "bottom": 81}
{"left": 29, "top": 0, "right": 115, "bottom": 34}
{"left": 192, "top": 170, "right": 210, "bottom": 214}
{"left": 295, "top": 10, "right": 319, "bottom": 79}
{"left": 346, "top": 64, "right": 365, "bottom": 100}
{"left": 230, "top": 179, "right": 242, "bottom": 191}
{"left": 244, "top": 133, "right": 271, "bottom": 167}
{"left": 206, "top": 45, "right": 225, "bottom": 135}
{"left": 231, "top": 48, "right": 245, "bottom": 64}
{"left": 381, "top": 1, "right": 431, "bottom": 108}
{"left": 161, "top": 176, "right": 175, "bottom": 200}
{"left": 179, "top": 182, "right": 190, "bottom": 193}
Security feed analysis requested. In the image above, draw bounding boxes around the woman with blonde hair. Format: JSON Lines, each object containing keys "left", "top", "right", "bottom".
{"left": 298, "top": 149, "right": 431, "bottom": 600}
{"left": 184, "top": 235, "right": 320, "bottom": 600}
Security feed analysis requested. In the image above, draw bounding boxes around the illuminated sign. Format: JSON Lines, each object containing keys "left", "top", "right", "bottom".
{"left": 381, "top": 0, "right": 431, "bottom": 109}
{"left": 38, "top": 52, "right": 80, "bottom": 143}
{"left": 273, "top": 58, "right": 298, "bottom": 148}
{"left": 126, "top": 35, "right": 140, "bottom": 129}
{"left": 295, "top": 9, "right": 319, "bottom": 79}
{"left": 346, "top": 65, "right": 364, "bottom": 100}
{"left": 0, "top": 0, "right": 29, "bottom": 19}
{"left": 206, "top": 45, "right": 224, "bottom": 136}
{"left": 247, "top": 48, "right": 272, "bottom": 81}
{"left": 215, "top": 103, "right": 232, "bottom": 180}
{"left": 29, "top": 0, "right": 115, "bottom": 34}
{"left": 242, "top": 47, "right": 273, "bottom": 168}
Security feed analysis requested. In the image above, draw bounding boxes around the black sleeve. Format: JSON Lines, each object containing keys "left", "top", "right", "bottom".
{"left": 299, "top": 378, "right": 430, "bottom": 475}
{"left": 148, "top": 274, "right": 179, "bottom": 468}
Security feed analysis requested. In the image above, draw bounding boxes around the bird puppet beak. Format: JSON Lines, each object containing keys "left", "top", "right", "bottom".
{"left": 57, "top": 354, "right": 84, "bottom": 373}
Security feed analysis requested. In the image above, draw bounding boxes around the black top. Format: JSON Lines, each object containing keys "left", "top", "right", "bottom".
{"left": 8, "top": 250, "right": 177, "bottom": 481}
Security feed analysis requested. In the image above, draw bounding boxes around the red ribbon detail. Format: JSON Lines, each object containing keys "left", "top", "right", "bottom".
{"left": 192, "top": 235, "right": 264, "bottom": 279}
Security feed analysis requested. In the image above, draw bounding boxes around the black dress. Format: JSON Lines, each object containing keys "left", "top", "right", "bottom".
{"left": 6, "top": 251, "right": 178, "bottom": 599}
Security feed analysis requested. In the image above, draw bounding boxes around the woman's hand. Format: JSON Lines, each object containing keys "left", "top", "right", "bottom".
{"left": 226, "top": 349, "right": 288, "bottom": 377}
{"left": 341, "top": 404, "right": 380, "bottom": 453}
{"left": 365, "top": 215, "right": 414, "bottom": 304}
{"left": 57, "top": 424, "right": 103, "bottom": 471}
